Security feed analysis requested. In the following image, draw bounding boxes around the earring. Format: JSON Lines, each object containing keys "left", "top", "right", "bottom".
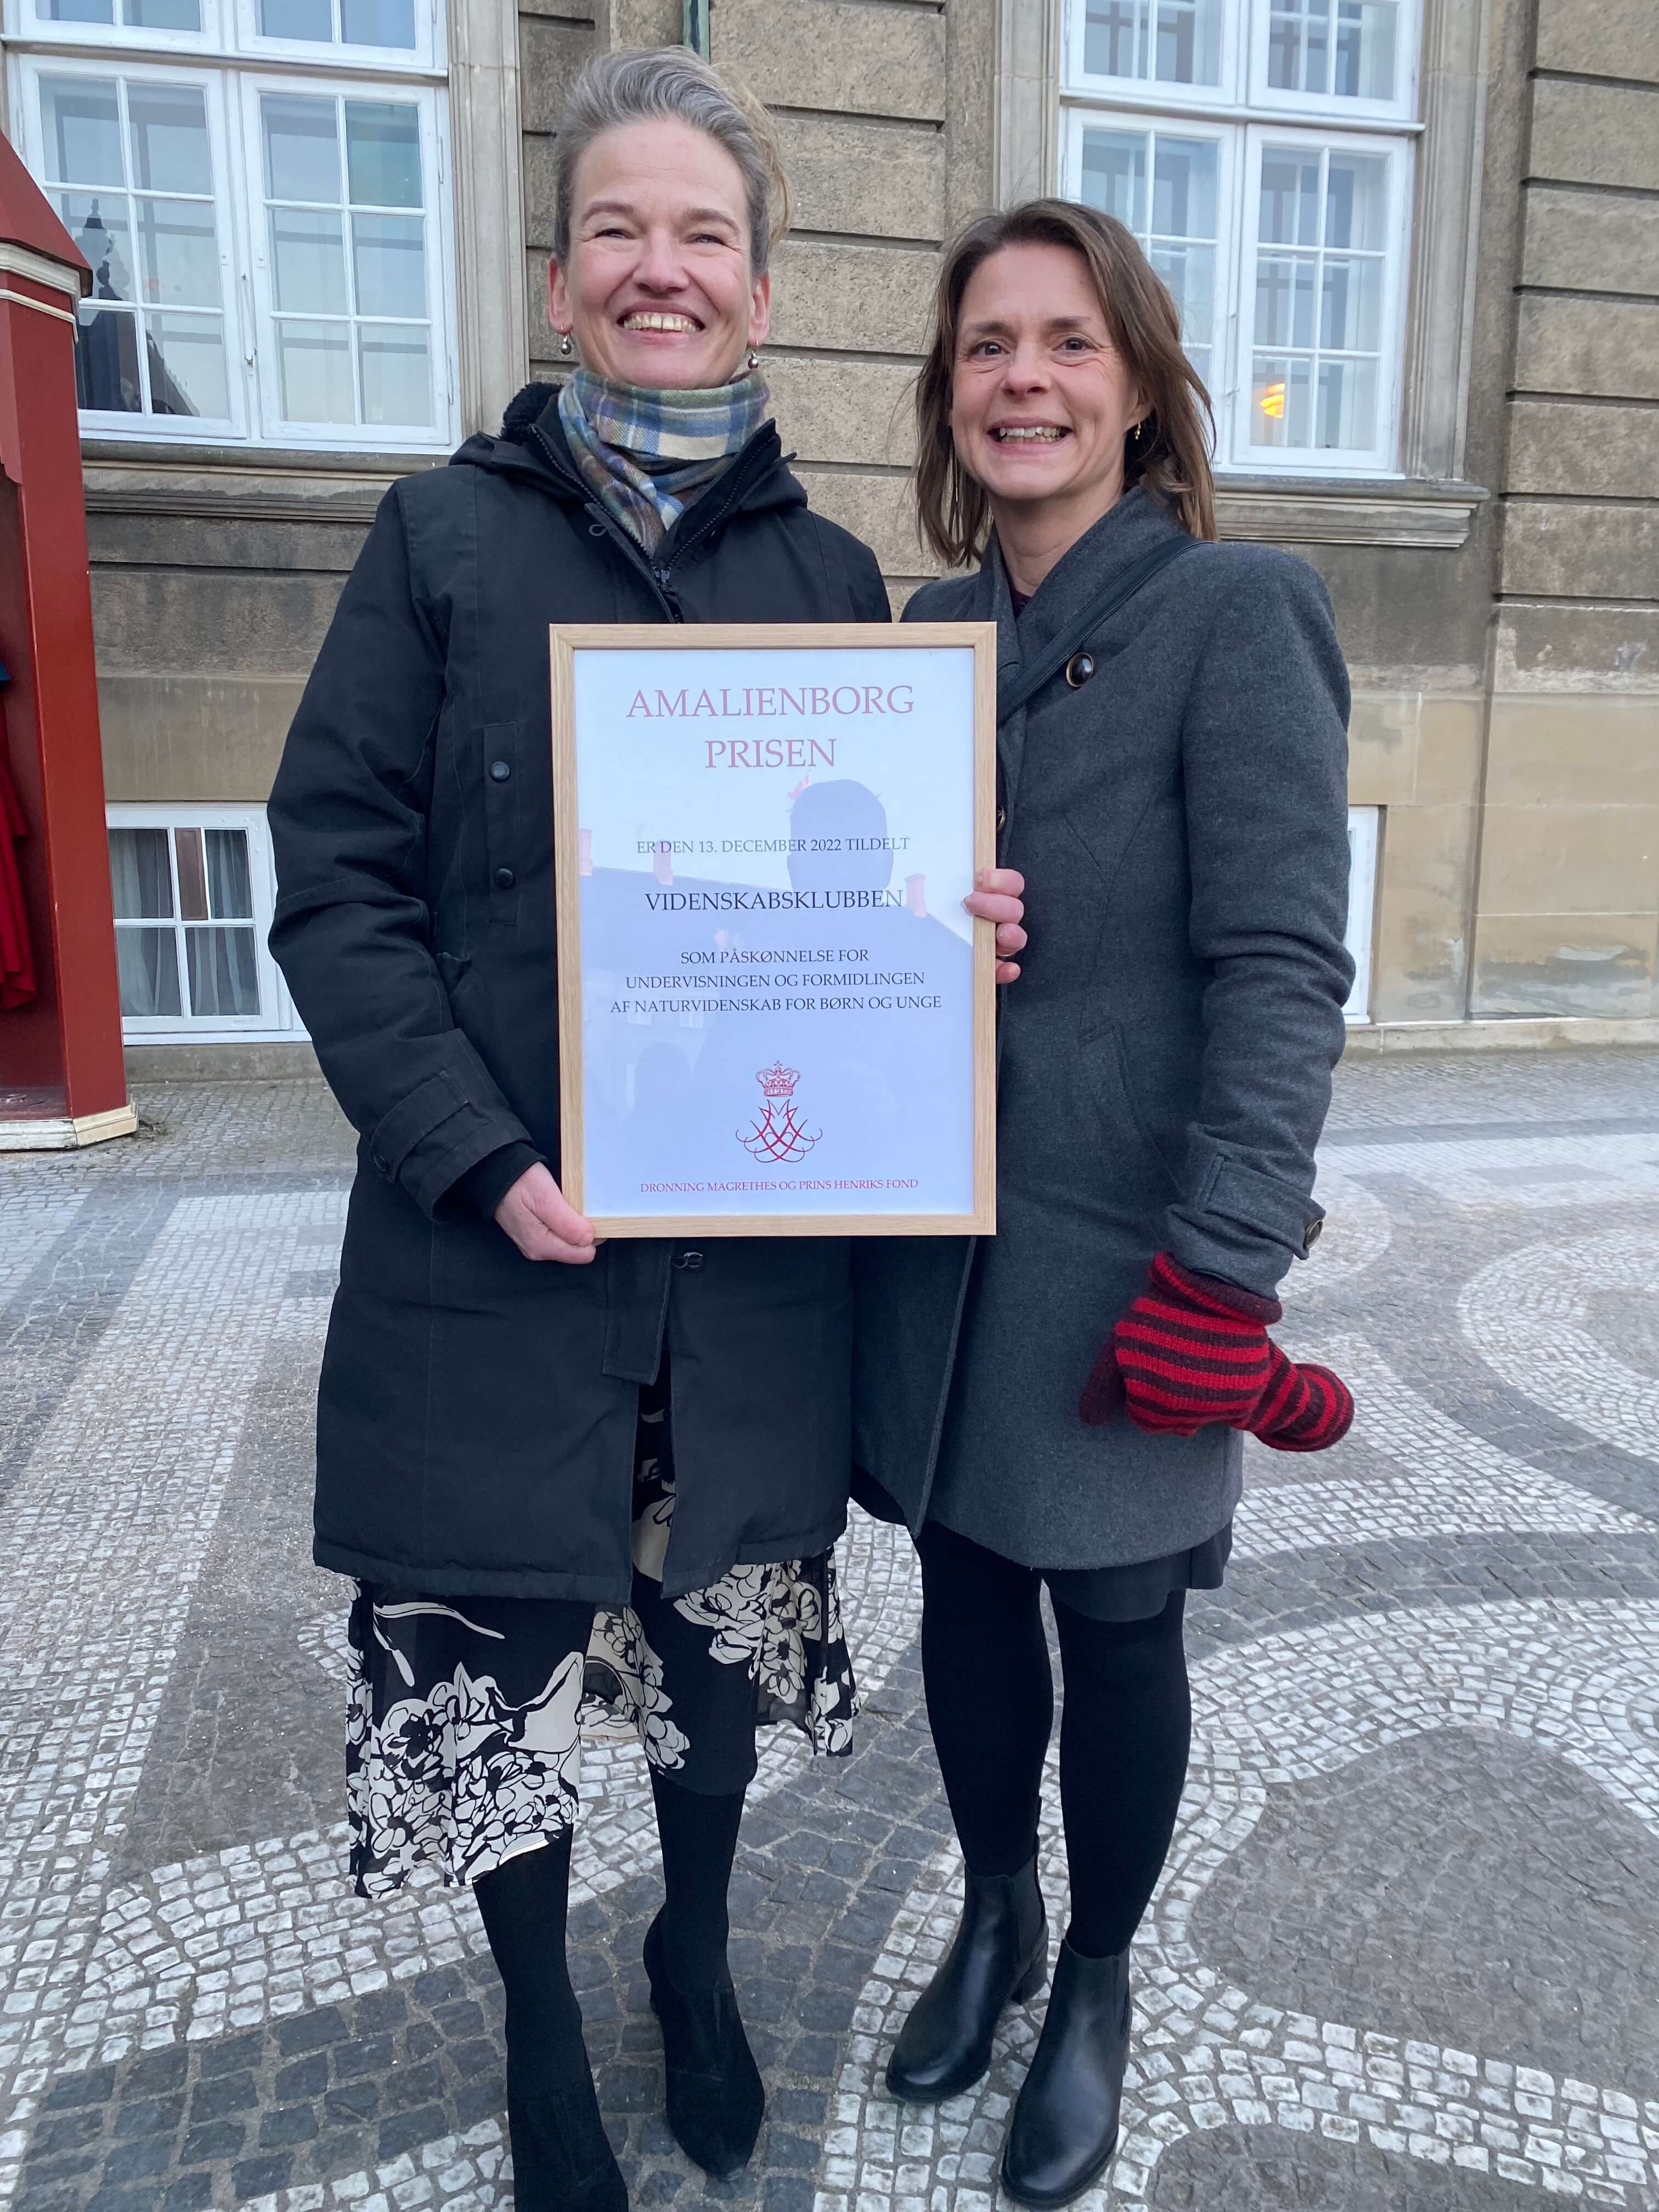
{"left": 1133, "top": 417, "right": 1150, "bottom": 449}
{"left": 559, "top": 331, "right": 574, "bottom": 358}
{"left": 747, "top": 348, "right": 760, "bottom": 369}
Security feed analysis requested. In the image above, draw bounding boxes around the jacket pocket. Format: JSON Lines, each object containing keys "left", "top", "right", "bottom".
{"left": 481, "top": 720, "right": 522, "bottom": 928}
{"left": 1082, "top": 1023, "right": 1181, "bottom": 1195}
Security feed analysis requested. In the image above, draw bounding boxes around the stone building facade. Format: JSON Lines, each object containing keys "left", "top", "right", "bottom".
{"left": 1, "top": 0, "right": 1655, "bottom": 1069}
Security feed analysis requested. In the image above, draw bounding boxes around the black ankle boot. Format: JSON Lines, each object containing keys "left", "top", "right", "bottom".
{"left": 1000, "top": 1938, "right": 1131, "bottom": 2208}
{"left": 643, "top": 1909, "right": 765, "bottom": 2176}
{"left": 505, "top": 2056, "right": 628, "bottom": 2212}
{"left": 885, "top": 1858, "right": 1047, "bottom": 2102}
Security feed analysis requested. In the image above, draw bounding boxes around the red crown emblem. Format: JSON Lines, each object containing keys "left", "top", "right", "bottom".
{"left": 756, "top": 1060, "right": 800, "bottom": 1101}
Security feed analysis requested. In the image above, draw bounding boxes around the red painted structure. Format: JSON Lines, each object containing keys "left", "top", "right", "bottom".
{"left": 0, "top": 130, "right": 134, "bottom": 1148}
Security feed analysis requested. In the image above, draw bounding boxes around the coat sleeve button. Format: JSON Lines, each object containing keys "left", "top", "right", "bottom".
{"left": 1065, "top": 651, "right": 1097, "bottom": 688}
{"left": 493, "top": 867, "right": 516, "bottom": 890}
{"left": 673, "top": 1250, "right": 704, "bottom": 1270}
{"left": 489, "top": 759, "right": 512, "bottom": 782}
{"left": 1305, "top": 1216, "right": 1323, "bottom": 1248}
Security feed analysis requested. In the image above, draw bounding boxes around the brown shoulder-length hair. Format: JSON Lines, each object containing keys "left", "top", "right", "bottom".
{"left": 914, "top": 199, "right": 1217, "bottom": 566}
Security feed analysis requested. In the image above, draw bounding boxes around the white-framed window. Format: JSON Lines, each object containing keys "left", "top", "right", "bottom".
{"left": 1344, "top": 802, "right": 1378, "bottom": 1022}
{"left": 1063, "top": 0, "right": 1418, "bottom": 474}
{"left": 7, "top": 0, "right": 455, "bottom": 449}
{"left": 106, "top": 804, "right": 307, "bottom": 1040}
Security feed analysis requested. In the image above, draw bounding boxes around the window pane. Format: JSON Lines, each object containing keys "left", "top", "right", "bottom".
{"left": 259, "top": 0, "right": 334, "bottom": 33}
{"left": 276, "top": 317, "right": 354, "bottom": 419}
{"left": 1251, "top": 355, "right": 1313, "bottom": 446}
{"left": 345, "top": 103, "right": 422, "bottom": 207}
{"left": 41, "top": 78, "right": 124, "bottom": 187}
{"left": 1335, "top": 0, "right": 1397, "bottom": 100}
{"left": 61, "top": 191, "right": 136, "bottom": 300}
{"left": 205, "top": 830, "right": 253, "bottom": 919}
{"left": 1268, "top": 0, "right": 1330, "bottom": 92}
{"left": 1317, "top": 355, "right": 1376, "bottom": 446}
{"left": 341, "top": 0, "right": 415, "bottom": 47}
{"left": 1255, "top": 253, "right": 1316, "bottom": 348}
{"left": 1259, "top": 149, "right": 1322, "bottom": 246}
{"left": 109, "top": 827, "right": 173, "bottom": 917}
{"left": 1319, "top": 255, "right": 1382, "bottom": 351}
{"left": 1151, "top": 242, "right": 1216, "bottom": 353}
{"left": 360, "top": 321, "right": 431, "bottom": 425}
{"left": 1152, "top": 135, "right": 1216, "bottom": 242}
{"left": 352, "top": 212, "right": 426, "bottom": 317}
{"left": 1084, "top": 0, "right": 1149, "bottom": 78}
{"left": 1079, "top": 129, "right": 1147, "bottom": 233}
{"left": 149, "top": 313, "right": 227, "bottom": 415}
{"left": 1325, "top": 152, "right": 1389, "bottom": 251}
{"left": 1153, "top": 0, "right": 1219, "bottom": 85}
{"left": 264, "top": 94, "right": 341, "bottom": 203}
{"left": 128, "top": 86, "right": 212, "bottom": 196}
{"left": 74, "top": 303, "right": 142, "bottom": 410}
{"left": 176, "top": 825, "right": 208, "bottom": 918}
{"left": 137, "top": 196, "right": 220, "bottom": 307}
{"left": 272, "top": 207, "right": 349, "bottom": 312}
{"left": 187, "top": 928, "right": 261, "bottom": 1017}
{"left": 43, "top": 0, "right": 115, "bottom": 22}
{"left": 123, "top": 0, "right": 203, "bottom": 29}
{"left": 116, "top": 928, "right": 182, "bottom": 1017}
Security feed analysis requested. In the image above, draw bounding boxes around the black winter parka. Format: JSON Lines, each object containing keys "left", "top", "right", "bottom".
{"left": 268, "top": 384, "right": 890, "bottom": 1605}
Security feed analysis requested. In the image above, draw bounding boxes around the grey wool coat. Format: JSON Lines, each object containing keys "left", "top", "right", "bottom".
{"left": 852, "top": 484, "right": 1353, "bottom": 1570}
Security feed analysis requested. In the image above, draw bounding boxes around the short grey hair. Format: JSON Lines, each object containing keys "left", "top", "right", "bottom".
{"left": 552, "top": 47, "right": 791, "bottom": 278}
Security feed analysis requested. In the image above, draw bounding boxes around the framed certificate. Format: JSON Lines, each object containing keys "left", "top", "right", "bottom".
{"left": 550, "top": 623, "right": 998, "bottom": 1238}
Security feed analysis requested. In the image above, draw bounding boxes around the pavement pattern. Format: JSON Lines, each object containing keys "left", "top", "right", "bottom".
{"left": 3, "top": 1049, "right": 1659, "bottom": 2212}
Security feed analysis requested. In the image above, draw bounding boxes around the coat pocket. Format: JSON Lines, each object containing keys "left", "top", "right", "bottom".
{"left": 1082, "top": 1024, "right": 1182, "bottom": 1197}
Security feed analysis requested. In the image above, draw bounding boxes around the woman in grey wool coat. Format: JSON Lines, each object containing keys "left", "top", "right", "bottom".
{"left": 853, "top": 199, "right": 1358, "bottom": 2208}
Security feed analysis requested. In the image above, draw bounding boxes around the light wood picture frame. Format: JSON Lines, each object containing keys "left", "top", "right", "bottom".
{"left": 550, "top": 622, "right": 998, "bottom": 1238}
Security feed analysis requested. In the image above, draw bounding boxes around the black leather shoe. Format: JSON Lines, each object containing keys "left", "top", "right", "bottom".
{"left": 885, "top": 1858, "right": 1047, "bottom": 2102}
{"left": 643, "top": 1910, "right": 765, "bottom": 2176}
{"left": 506, "top": 2058, "right": 628, "bottom": 2212}
{"left": 1000, "top": 1939, "right": 1131, "bottom": 2209}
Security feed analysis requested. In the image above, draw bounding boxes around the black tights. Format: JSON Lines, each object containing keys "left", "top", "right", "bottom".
{"left": 916, "top": 1519, "right": 1192, "bottom": 1959}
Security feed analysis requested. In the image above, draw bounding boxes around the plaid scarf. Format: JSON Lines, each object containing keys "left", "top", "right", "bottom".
{"left": 557, "top": 366, "right": 770, "bottom": 555}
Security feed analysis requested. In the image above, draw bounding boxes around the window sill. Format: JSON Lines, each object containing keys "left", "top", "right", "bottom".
{"left": 1215, "top": 475, "right": 1488, "bottom": 550}
{"left": 81, "top": 439, "right": 446, "bottom": 525}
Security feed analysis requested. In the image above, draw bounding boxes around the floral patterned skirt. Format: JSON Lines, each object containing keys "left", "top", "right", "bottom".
{"left": 344, "top": 1368, "right": 858, "bottom": 1897}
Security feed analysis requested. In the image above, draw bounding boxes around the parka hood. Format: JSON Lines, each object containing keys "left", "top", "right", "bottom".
{"left": 449, "top": 379, "right": 807, "bottom": 522}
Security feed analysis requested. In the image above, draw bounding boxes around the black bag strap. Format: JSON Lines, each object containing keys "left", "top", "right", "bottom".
{"left": 996, "top": 534, "right": 1195, "bottom": 728}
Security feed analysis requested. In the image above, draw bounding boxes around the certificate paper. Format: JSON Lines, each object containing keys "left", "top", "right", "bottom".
{"left": 550, "top": 623, "right": 997, "bottom": 1237}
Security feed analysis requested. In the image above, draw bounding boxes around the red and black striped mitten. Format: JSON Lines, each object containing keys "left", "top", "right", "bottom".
{"left": 1077, "top": 1251, "right": 1353, "bottom": 1452}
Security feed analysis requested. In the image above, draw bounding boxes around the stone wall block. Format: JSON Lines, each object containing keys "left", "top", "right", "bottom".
{"left": 1476, "top": 802, "right": 1659, "bottom": 915}
{"left": 1494, "top": 601, "right": 1659, "bottom": 690}
{"left": 1484, "top": 696, "right": 1659, "bottom": 807}
{"left": 1347, "top": 693, "right": 1421, "bottom": 808}
{"left": 712, "top": 0, "right": 946, "bottom": 122}
{"left": 791, "top": 467, "right": 930, "bottom": 577}
{"left": 1470, "top": 912, "right": 1657, "bottom": 1019}
{"left": 766, "top": 357, "right": 918, "bottom": 468}
{"left": 518, "top": 14, "right": 592, "bottom": 132}
{"left": 91, "top": 568, "right": 347, "bottom": 676}
{"left": 1534, "top": 0, "right": 1659, "bottom": 84}
{"left": 88, "top": 514, "right": 371, "bottom": 576}
{"left": 1412, "top": 697, "right": 1486, "bottom": 809}
{"left": 1500, "top": 500, "right": 1659, "bottom": 602}
{"left": 1521, "top": 185, "right": 1659, "bottom": 300}
{"left": 1528, "top": 80, "right": 1659, "bottom": 194}
{"left": 1506, "top": 400, "right": 1659, "bottom": 502}
{"left": 99, "top": 673, "right": 309, "bottom": 803}
{"left": 1514, "top": 296, "right": 1659, "bottom": 402}
{"left": 766, "top": 239, "right": 935, "bottom": 354}
{"left": 1366, "top": 800, "right": 1477, "bottom": 1024}
{"left": 776, "top": 113, "right": 945, "bottom": 241}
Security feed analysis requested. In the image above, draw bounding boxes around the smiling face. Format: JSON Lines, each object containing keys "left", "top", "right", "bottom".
{"left": 950, "top": 240, "right": 1146, "bottom": 537}
{"left": 549, "top": 117, "right": 770, "bottom": 391}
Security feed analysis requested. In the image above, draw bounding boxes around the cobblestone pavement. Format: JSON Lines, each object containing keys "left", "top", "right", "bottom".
{"left": 4, "top": 1049, "right": 1659, "bottom": 2212}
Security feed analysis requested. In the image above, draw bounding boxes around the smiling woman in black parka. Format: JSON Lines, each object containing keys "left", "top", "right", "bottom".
{"left": 854, "top": 200, "right": 1358, "bottom": 2208}
{"left": 267, "top": 45, "right": 1025, "bottom": 2212}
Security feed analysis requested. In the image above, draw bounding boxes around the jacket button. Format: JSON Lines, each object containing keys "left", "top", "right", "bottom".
{"left": 1065, "top": 651, "right": 1097, "bottom": 688}
{"left": 1305, "top": 1217, "right": 1323, "bottom": 1248}
{"left": 673, "top": 1249, "right": 704, "bottom": 1270}
{"left": 489, "top": 759, "right": 512, "bottom": 782}
{"left": 493, "top": 867, "right": 515, "bottom": 890}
